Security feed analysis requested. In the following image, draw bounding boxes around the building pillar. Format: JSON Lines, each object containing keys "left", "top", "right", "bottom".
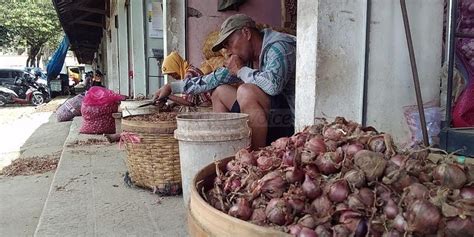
{"left": 130, "top": 0, "right": 147, "bottom": 97}
{"left": 163, "top": 0, "right": 185, "bottom": 83}
{"left": 295, "top": 0, "right": 367, "bottom": 130}
{"left": 118, "top": 0, "right": 129, "bottom": 96}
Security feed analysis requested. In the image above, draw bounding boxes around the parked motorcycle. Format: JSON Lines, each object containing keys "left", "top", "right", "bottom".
{"left": 0, "top": 78, "right": 46, "bottom": 106}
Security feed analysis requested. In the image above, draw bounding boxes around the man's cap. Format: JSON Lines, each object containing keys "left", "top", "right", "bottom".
{"left": 211, "top": 14, "right": 256, "bottom": 52}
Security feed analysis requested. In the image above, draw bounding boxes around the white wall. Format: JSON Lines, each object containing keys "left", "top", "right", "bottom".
{"left": 296, "top": 0, "right": 443, "bottom": 144}
{"left": 366, "top": 0, "right": 443, "bottom": 142}
{"left": 296, "top": 0, "right": 367, "bottom": 128}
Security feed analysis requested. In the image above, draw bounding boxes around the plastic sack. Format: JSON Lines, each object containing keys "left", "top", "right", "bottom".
{"left": 453, "top": 81, "right": 474, "bottom": 127}
{"left": 82, "top": 86, "right": 124, "bottom": 107}
{"left": 80, "top": 87, "right": 123, "bottom": 134}
{"left": 56, "top": 94, "right": 84, "bottom": 122}
{"left": 404, "top": 103, "right": 442, "bottom": 147}
{"left": 80, "top": 103, "right": 118, "bottom": 134}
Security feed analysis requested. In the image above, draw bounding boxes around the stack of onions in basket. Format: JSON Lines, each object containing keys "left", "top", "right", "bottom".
{"left": 203, "top": 117, "right": 474, "bottom": 236}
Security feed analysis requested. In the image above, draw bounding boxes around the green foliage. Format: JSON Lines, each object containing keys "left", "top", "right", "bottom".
{"left": 0, "top": 0, "right": 63, "bottom": 66}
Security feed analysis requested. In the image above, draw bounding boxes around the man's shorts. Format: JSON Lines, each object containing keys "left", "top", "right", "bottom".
{"left": 230, "top": 94, "right": 294, "bottom": 146}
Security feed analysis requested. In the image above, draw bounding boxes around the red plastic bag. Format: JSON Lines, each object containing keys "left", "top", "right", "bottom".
{"left": 453, "top": 81, "right": 474, "bottom": 127}
{"left": 82, "top": 86, "right": 125, "bottom": 107}
{"left": 80, "top": 87, "right": 123, "bottom": 134}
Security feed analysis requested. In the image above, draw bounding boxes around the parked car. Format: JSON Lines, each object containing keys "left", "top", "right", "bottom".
{"left": 0, "top": 68, "right": 27, "bottom": 85}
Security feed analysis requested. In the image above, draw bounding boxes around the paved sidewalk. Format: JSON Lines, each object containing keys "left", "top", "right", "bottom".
{"left": 35, "top": 117, "right": 187, "bottom": 237}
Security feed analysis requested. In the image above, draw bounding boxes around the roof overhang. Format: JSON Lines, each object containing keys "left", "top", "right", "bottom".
{"left": 52, "top": 0, "right": 106, "bottom": 64}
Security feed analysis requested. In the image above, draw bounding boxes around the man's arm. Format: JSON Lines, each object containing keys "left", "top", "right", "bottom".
{"left": 236, "top": 42, "right": 295, "bottom": 96}
{"left": 170, "top": 67, "right": 241, "bottom": 95}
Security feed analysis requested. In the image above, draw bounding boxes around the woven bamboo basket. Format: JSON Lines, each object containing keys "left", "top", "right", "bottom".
{"left": 121, "top": 114, "right": 181, "bottom": 195}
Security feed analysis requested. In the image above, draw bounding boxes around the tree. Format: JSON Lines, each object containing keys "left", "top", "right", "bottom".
{"left": 0, "top": 0, "right": 62, "bottom": 67}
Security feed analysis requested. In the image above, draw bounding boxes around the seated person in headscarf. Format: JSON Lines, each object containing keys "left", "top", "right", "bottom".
{"left": 158, "top": 51, "right": 212, "bottom": 107}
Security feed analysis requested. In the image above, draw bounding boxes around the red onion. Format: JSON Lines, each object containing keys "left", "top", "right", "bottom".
{"left": 305, "top": 137, "right": 327, "bottom": 155}
{"left": 355, "top": 219, "right": 368, "bottom": 237}
{"left": 417, "top": 171, "right": 432, "bottom": 183}
{"left": 297, "top": 227, "right": 317, "bottom": 237}
{"left": 383, "top": 199, "right": 398, "bottom": 219}
{"left": 301, "top": 150, "right": 317, "bottom": 165}
{"left": 257, "top": 155, "right": 273, "bottom": 171}
{"left": 288, "top": 197, "right": 305, "bottom": 215}
{"left": 358, "top": 188, "right": 375, "bottom": 207}
{"left": 282, "top": 149, "right": 299, "bottom": 167}
{"left": 323, "top": 127, "right": 344, "bottom": 140}
{"left": 406, "top": 200, "right": 441, "bottom": 234}
{"left": 271, "top": 137, "right": 290, "bottom": 150}
{"left": 460, "top": 186, "right": 474, "bottom": 199}
{"left": 315, "top": 152, "right": 342, "bottom": 175}
{"left": 343, "top": 142, "right": 364, "bottom": 158}
{"left": 445, "top": 216, "right": 474, "bottom": 237}
{"left": 347, "top": 194, "right": 365, "bottom": 210}
{"left": 368, "top": 136, "right": 386, "bottom": 153}
{"left": 325, "top": 140, "right": 338, "bottom": 151}
{"left": 285, "top": 167, "right": 305, "bottom": 184}
{"left": 288, "top": 224, "right": 303, "bottom": 235}
{"left": 393, "top": 214, "right": 407, "bottom": 232}
{"left": 298, "top": 214, "right": 316, "bottom": 229}
{"left": 433, "top": 163, "right": 467, "bottom": 189}
{"left": 354, "top": 150, "right": 387, "bottom": 181}
{"left": 226, "top": 160, "right": 240, "bottom": 172}
{"left": 304, "top": 164, "right": 319, "bottom": 178}
{"left": 249, "top": 208, "right": 266, "bottom": 226}
{"left": 302, "top": 174, "right": 322, "bottom": 199}
{"left": 466, "top": 164, "right": 474, "bottom": 183}
{"left": 390, "top": 172, "right": 418, "bottom": 193}
{"left": 224, "top": 178, "right": 241, "bottom": 193}
{"left": 344, "top": 169, "right": 366, "bottom": 188}
{"left": 315, "top": 225, "right": 331, "bottom": 237}
{"left": 290, "top": 132, "right": 309, "bottom": 148}
{"left": 328, "top": 180, "right": 350, "bottom": 203}
{"left": 339, "top": 210, "right": 362, "bottom": 232}
{"left": 332, "top": 224, "right": 351, "bottom": 237}
{"left": 311, "top": 195, "right": 333, "bottom": 218}
{"left": 260, "top": 171, "right": 287, "bottom": 199}
{"left": 314, "top": 225, "right": 332, "bottom": 237}
{"left": 228, "top": 198, "right": 253, "bottom": 221}
{"left": 235, "top": 148, "right": 256, "bottom": 166}
{"left": 382, "top": 230, "right": 402, "bottom": 237}
{"left": 404, "top": 183, "right": 428, "bottom": 206}
{"left": 390, "top": 154, "right": 407, "bottom": 167}
{"left": 265, "top": 198, "right": 293, "bottom": 225}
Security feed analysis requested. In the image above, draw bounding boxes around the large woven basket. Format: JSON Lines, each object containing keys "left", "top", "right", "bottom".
{"left": 121, "top": 114, "right": 181, "bottom": 195}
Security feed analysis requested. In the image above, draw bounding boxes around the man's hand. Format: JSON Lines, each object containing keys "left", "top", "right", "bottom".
{"left": 154, "top": 84, "right": 172, "bottom": 101}
{"left": 226, "top": 55, "right": 245, "bottom": 76}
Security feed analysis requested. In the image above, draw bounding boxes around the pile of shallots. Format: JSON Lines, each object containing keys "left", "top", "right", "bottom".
{"left": 203, "top": 117, "right": 474, "bottom": 237}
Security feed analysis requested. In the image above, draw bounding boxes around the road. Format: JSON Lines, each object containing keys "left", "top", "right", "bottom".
{"left": 0, "top": 99, "right": 71, "bottom": 236}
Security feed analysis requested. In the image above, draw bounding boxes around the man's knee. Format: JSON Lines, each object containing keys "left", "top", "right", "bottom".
{"left": 211, "top": 85, "right": 226, "bottom": 102}
{"left": 236, "top": 84, "right": 269, "bottom": 108}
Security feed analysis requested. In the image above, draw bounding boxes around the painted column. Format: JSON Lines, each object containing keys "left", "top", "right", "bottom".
{"left": 130, "top": 0, "right": 147, "bottom": 97}
{"left": 295, "top": 0, "right": 367, "bottom": 130}
{"left": 118, "top": 0, "right": 129, "bottom": 96}
{"left": 163, "top": 0, "right": 185, "bottom": 84}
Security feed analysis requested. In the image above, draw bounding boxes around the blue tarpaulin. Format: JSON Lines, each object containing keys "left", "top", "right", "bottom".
{"left": 46, "top": 36, "right": 69, "bottom": 81}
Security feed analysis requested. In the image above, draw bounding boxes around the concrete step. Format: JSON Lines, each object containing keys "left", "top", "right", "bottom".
{"left": 34, "top": 117, "right": 187, "bottom": 237}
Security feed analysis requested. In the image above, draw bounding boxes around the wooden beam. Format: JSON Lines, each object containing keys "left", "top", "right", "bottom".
{"left": 76, "top": 20, "right": 103, "bottom": 28}
{"left": 77, "top": 6, "right": 106, "bottom": 15}
{"left": 68, "top": 12, "right": 93, "bottom": 25}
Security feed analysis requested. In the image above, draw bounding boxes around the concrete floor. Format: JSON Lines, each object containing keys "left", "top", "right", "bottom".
{"left": 0, "top": 99, "right": 70, "bottom": 237}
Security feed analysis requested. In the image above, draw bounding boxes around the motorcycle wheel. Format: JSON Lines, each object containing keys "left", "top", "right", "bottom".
{"left": 0, "top": 95, "right": 7, "bottom": 107}
{"left": 32, "top": 93, "right": 45, "bottom": 106}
